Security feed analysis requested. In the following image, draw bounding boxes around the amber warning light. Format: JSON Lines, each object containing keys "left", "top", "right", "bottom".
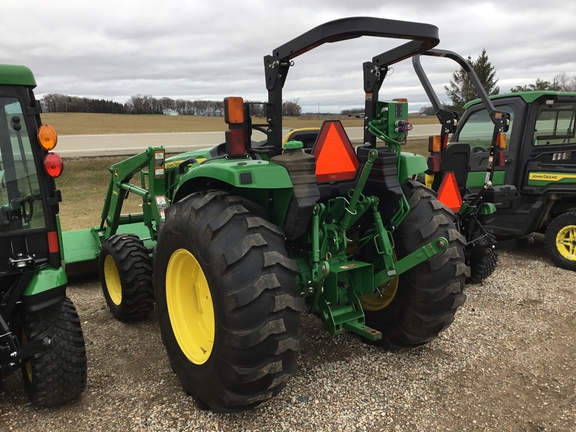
{"left": 37, "top": 124, "right": 64, "bottom": 178}
{"left": 37, "top": 124, "right": 58, "bottom": 150}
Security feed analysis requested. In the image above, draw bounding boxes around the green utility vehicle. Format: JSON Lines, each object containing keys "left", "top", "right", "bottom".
{"left": 0, "top": 65, "right": 86, "bottom": 406}
{"left": 457, "top": 91, "right": 576, "bottom": 270}
{"left": 66, "top": 17, "right": 469, "bottom": 413}
{"left": 414, "top": 51, "right": 576, "bottom": 271}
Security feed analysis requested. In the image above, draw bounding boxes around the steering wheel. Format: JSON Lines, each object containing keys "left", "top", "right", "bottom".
{"left": 14, "top": 194, "right": 34, "bottom": 224}
{"left": 471, "top": 146, "right": 486, "bottom": 153}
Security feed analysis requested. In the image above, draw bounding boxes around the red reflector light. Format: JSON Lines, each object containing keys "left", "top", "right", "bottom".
{"left": 437, "top": 171, "right": 463, "bottom": 212}
{"left": 428, "top": 154, "right": 441, "bottom": 172}
{"left": 226, "top": 129, "right": 245, "bottom": 155}
{"left": 47, "top": 231, "right": 59, "bottom": 253}
{"left": 44, "top": 152, "right": 64, "bottom": 178}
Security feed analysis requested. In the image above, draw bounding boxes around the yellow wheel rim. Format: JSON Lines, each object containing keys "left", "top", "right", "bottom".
{"left": 166, "top": 249, "right": 215, "bottom": 365}
{"left": 103, "top": 255, "right": 122, "bottom": 305}
{"left": 556, "top": 224, "right": 576, "bottom": 261}
{"left": 360, "top": 276, "right": 399, "bottom": 312}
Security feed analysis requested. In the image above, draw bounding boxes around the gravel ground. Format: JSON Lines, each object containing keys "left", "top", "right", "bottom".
{"left": 1, "top": 234, "right": 575, "bottom": 431}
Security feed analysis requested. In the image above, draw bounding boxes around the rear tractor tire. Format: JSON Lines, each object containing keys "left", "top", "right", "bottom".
{"left": 21, "top": 298, "right": 87, "bottom": 407}
{"left": 99, "top": 234, "right": 155, "bottom": 321}
{"left": 362, "top": 180, "right": 468, "bottom": 350}
{"left": 544, "top": 211, "right": 576, "bottom": 271}
{"left": 154, "top": 190, "right": 305, "bottom": 413}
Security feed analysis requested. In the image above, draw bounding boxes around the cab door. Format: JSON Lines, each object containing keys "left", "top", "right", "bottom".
{"left": 453, "top": 98, "right": 526, "bottom": 190}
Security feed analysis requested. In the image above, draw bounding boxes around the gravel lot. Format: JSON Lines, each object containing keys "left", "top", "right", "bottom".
{"left": 1, "top": 234, "right": 575, "bottom": 431}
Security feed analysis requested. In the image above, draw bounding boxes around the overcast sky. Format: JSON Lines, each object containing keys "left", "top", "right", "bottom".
{"left": 1, "top": 0, "right": 575, "bottom": 113}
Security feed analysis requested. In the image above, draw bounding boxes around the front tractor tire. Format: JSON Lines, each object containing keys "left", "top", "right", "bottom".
{"left": 154, "top": 190, "right": 304, "bottom": 413}
{"left": 99, "top": 234, "right": 155, "bottom": 321}
{"left": 362, "top": 180, "right": 468, "bottom": 350}
{"left": 544, "top": 211, "right": 576, "bottom": 271}
{"left": 21, "top": 298, "right": 87, "bottom": 407}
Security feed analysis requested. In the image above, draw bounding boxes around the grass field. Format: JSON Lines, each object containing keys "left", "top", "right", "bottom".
{"left": 42, "top": 112, "right": 437, "bottom": 135}
{"left": 57, "top": 141, "right": 429, "bottom": 231}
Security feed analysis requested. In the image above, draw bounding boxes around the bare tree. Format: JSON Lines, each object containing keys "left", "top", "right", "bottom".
{"left": 554, "top": 73, "right": 576, "bottom": 92}
{"left": 282, "top": 98, "right": 302, "bottom": 117}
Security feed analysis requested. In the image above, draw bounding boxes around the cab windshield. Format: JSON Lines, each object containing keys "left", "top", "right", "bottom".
{"left": 0, "top": 97, "right": 45, "bottom": 232}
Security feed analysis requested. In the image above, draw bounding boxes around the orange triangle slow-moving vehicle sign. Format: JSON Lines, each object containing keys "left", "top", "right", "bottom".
{"left": 437, "top": 171, "right": 463, "bottom": 212}
{"left": 312, "top": 120, "right": 359, "bottom": 183}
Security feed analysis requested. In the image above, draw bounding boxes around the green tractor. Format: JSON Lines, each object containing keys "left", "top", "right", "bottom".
{"left": 0, "top": 65, "right": 87, "bottom": 406}
{"left": 66, "top": 17, "right": 469, "bottom": 412}
{"left": 413, "top": 51, "right": 576, "bottom": 271}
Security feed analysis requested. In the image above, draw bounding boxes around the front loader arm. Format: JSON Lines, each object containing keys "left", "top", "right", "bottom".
{"left": 99, "top": 147, "right": 166, "bottom": 239}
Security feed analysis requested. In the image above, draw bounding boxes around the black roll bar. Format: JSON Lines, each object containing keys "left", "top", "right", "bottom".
{"left": 263, "top": 17, "right": 440, "bottom": 155}
{"left": 412, "top": 49, "right": 506, "bottom": 130}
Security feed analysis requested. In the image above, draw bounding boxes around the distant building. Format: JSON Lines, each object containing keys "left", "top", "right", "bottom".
{"left": 163, "top": 109, "right": 179, "bottom": 116}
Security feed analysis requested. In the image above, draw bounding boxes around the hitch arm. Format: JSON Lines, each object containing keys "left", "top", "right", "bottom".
{"left": 374, "top": 236, "right": 448, "bottom": 286}
{"left": 340, "top": 149, "right": 378, "bottom": 230}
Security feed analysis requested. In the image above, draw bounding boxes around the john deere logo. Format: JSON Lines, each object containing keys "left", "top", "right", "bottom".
{"left": 529, "top": 172, "right": 576, "bottom": 182}
{"left": 114, "top": 169, "right": 119, "bottom": 179}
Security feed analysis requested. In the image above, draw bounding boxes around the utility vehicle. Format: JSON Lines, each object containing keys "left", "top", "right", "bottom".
{"left": 414, "top": 52, "right": 576, "bottom": 271}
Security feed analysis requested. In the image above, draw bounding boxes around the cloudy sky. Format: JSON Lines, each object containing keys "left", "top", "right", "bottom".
{"left": 1, "top": 0, "right": 575, "bottom": 113}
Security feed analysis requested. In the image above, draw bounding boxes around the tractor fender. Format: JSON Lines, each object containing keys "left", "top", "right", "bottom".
{"left": 516, "top": 189, "right": 576, "bottom": 235}
{"left": 172, "top": 160, "right": 294, "bottom": 214}
{"left": 22, "top": 266, "right": 67, "bottom": 313}
{"left": 538, "top": 189, "right": 576, "bottom": 226}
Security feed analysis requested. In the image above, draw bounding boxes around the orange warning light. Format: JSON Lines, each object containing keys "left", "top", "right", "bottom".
{"left": 437, "top": 171, "right": 462, "bottom": 212}
{"left": 312, "top": 120, "right": 359, "bottom": 183}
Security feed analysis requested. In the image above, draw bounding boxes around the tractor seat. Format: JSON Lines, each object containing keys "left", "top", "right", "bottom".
{"left": 284, "top": 129, "right": 319, "bottom": 152}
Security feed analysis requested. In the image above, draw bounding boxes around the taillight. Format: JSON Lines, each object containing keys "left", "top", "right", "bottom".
{"left": 44, "top": 152, "right": 64, "bottom": 178}
{"left": 226, "top": 129, "right": 246, "bottom": 155}
{"left": 47, "top": 231, "right": 60, "bottom": 253}
{"left": 224, "top": 96, "right": 247, "bottom": 155}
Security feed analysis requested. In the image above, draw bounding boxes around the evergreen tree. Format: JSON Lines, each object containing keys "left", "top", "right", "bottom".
{"left": 445, "top": 49, "right": 499, "bottom": 115}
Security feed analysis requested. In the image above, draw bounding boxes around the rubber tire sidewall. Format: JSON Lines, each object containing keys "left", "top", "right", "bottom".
{"left": 364, "top": 180, "right": 468, "bottom": 349}
{"left": 154, "top": 190, "right": 303, "bottom": 413}
{"left": 466, "top": 228, "right": 498, "bottom": 284}
{"left": 99, "top": 234, "right": 154, "bottom": 322}
{"left": 21, "top": 298, "right": 87, "bottom": 407}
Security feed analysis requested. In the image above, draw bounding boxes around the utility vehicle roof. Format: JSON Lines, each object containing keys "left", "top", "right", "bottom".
{"left": 464, "top": 90, "right": 576, "bottom": 109}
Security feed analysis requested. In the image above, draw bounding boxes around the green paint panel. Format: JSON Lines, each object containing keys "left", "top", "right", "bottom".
{"left": 0, "top": 64, "right": 36, "bottom": 86}
{"left": 24, "top": 266, "right": 67, "bottom": 296}
{"left": 62, "top": 222, "right": 153, "bottom": 265}
{"left": 466, "top": 171, "right": 506, "bottom": 189}
{"left": 464, "top": 91, "right": 576, "bottom": 109}
{"left": 178, "top": 159, "right": 293, "bottom": 190}
{"left": 62, "top": 228, "right": 101, "bottom": 264}
{"left": 398, "top": 152, "right": 427, "bottom": 180}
